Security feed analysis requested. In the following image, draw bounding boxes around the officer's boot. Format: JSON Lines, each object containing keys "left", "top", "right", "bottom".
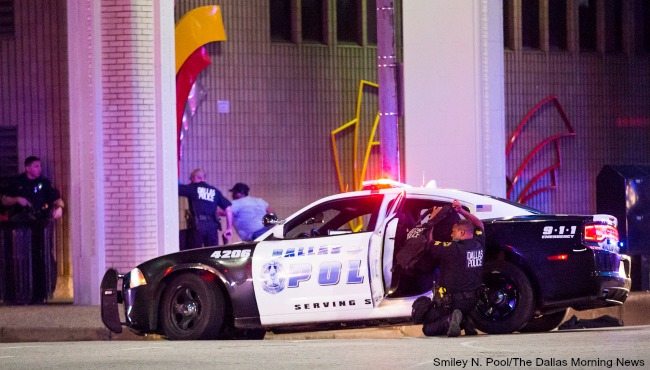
{"left": 447, "top": 309, "right": 463, "bottom": 337}
{"left": 462, "top": 315, "right": 478, "bottom": 336}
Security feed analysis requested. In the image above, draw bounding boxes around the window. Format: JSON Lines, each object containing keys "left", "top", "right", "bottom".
{"left": 634, "top": 0, "right": 650, "bottom": 53}
{"left": 284, "top": 195, "right": 383, "bottom": 239}
{"left": 337, "top": 0, "right": 360, "bottom": 44}
{"left": 0, "top": 0, "right": 14, "bottom": 38}
{"left": 548, "top": 0, "right": 567, "bottom": 50}
{"left": 366, "top": 0, "right": 377, "bottom": 45}
{"left": 0, "top": 126, "right": 18, "bottom": 189}
{"left": 270, "top": 0, "right": 292, "bottom": 42}
{"left": 302, "top": 0, "right": 324, "bottom": 43}
{"left": 579, "top": 0, "right": 598, "bottom": 51}
{"left": 395, "top": 199, "right": 465, "bottom": 247}
{"left": 503, "top": 0, "right": 514, "bottom": 50}
{"left": 522, "top": 0, "right": 540, "bottom": 49}
{"left": 605, "top": 0, "right": 623, "bottom": 53}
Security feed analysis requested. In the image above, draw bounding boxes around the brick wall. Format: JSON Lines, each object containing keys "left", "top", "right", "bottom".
{"left": 101, "top": 0, "right": 159, "bottom": 271}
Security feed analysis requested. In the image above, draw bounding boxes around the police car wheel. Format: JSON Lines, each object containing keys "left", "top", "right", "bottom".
{"left": 471, "top": 261, "right": 535, "bottom": 335}
{"left": 518, "top": 309, "right": 568, "bottom": 333}
{"left": 160, "top": 273, "right": 226, "bottom": 340}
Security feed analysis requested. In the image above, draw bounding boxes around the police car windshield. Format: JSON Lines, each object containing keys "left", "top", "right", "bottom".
{"left": 469, "top": 193, "right": 544, "bottom": 214}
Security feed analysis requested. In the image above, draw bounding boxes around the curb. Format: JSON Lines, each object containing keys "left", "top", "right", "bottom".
{"left": 1, "top": 292, "right": 648, "bottom": 343}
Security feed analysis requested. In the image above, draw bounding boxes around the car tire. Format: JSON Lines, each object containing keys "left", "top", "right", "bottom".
{"left": 160, "top": 273, "right": 225, "bottom": 340}
{"left": 519, "top": 309, "right": 568, "bottom": 333}
{"left": 471, "top": 261, "right": 535, "bottom": 334}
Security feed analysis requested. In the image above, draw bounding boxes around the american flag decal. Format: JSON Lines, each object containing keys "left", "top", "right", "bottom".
{"left": 476, "top": 204, "right": 492, "bottom": 212}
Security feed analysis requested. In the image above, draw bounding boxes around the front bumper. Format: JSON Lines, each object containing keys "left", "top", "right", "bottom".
{"left": 100, "top": 268, "right": 123, "bottom": 334}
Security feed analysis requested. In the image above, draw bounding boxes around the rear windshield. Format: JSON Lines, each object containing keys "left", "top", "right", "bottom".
{"left": 469, "top": 193, "right": 544, "bottom": 215}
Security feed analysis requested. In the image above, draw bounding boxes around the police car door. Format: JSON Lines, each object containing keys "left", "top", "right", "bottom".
{"left": 252, "top": 193, "right": 387, "bottom": 326}
{"left": 367, "top": 190, "right": 405, "bottom": 306}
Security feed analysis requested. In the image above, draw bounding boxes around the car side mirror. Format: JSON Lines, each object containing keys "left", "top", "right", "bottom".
{"left": 262, "top": 213, "right": 279, "bottom": 227}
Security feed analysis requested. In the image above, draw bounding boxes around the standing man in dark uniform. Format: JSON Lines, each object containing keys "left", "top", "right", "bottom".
{"left": 178, "top": 168, "right": 233, "bottom": 250}
{"left": 412, "top": 199, "right": 485, "bottom": 337}
{"left": 2, "top": 156, "right": 64, "bottom": 303}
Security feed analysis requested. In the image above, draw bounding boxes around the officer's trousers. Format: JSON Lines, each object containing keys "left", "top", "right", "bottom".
{"left": 186, "top": 220, "right": 219, "bottom": 249}
{"left": 422, "top": 297, "right": 478, "bottom": 336}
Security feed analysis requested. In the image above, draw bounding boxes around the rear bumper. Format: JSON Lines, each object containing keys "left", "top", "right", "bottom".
{"left": 542, "top": 254, "right": 631, "bottom": 312}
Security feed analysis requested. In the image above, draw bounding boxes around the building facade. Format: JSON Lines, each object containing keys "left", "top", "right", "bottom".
{"left": 0, "top": 0, "right": 648, "bottom": 303}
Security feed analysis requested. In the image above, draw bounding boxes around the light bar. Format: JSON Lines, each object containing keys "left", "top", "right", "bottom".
{"left": 361, "top": 179, "right": 411, "bottom": 190}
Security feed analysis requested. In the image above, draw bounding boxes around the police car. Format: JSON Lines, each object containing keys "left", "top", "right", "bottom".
{"left": 101, "top": 180, "right": 631, "bottom": 339}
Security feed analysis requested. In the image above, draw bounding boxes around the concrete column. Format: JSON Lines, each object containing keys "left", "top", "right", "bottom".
{"left": 67, "top": 0, "right": 105, "bottom": 305}
{"left": 100, "top": 0, "right": 175, "bottom": 273}
{"left": 403, "top": 0, "right": 506, "bottom": 196}
{"left": 377, "top": 0, "right": 401, "bottom": 181}
{"left": 154, "top": 1, "right": 179, "bottom": 256}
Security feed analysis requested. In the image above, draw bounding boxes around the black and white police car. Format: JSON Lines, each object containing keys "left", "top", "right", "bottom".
{"left": 101, "top": 180, "right": 631, "bottom": 339}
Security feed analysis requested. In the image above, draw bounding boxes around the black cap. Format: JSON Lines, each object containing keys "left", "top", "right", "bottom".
{"left": 229, "top": 182, "right": 250, "bottom": 195}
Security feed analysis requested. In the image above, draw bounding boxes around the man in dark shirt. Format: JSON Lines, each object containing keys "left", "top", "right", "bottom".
{"left": 413, "top": 199, "right": 485, "bottom": 337}
{"left": 2, "top": 156, "right": 64, "bottom": 303}
{"left": 2, "top": 156, "right": 64, "bottom": 220}
{"left": 178, "top": 168, "right": 233, "bottom": 250}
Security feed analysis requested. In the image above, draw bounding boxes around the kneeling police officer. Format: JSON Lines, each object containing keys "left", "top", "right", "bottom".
{"left": 412, "top": 199, "right": 485, "bottom": 337}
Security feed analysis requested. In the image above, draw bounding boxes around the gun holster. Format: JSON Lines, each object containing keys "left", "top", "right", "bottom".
{"left": 431, "top": 283, "right": 451, "bottom": 308}
{"left": 185, "top": 210, "right": 196, "bottom": 230}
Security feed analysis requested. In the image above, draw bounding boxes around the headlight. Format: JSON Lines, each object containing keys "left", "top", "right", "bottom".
{"left": 129, "top": 268, "right": 147, "bottom": 289}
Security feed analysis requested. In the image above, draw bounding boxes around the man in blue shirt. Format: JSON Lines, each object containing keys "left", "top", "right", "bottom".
{"left": 229, "top": 183, "right": 272, "bottom": 241}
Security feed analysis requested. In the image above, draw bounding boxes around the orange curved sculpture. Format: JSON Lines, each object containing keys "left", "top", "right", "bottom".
{"left": 175, "top": 6, "right": 227, "bottom": 165}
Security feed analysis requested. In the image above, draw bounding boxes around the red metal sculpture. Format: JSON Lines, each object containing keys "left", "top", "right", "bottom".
{"left": 506, "top": 95, "right": 576, "bottom": 204}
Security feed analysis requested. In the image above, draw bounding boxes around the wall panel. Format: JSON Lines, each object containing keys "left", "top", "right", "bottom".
{"left": 175, "top": 1, "right": 385, "bottom": 223}
{"left": 505, "top": 51, "right": 650, "bottom": 214}
{"left": 0, "top": 0, "right": 70, "bottom": 300}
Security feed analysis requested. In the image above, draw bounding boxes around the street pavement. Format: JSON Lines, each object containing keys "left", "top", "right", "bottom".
{"left": 0, "top": 292, "right": 648, "bottom": 343}
{"left": 0, "top": 325, "right": 648, "bottom": 369}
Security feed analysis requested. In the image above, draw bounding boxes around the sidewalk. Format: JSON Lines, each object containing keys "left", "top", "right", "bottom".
{"left": 1, "top": 292, "right": 649, "bottom": 343}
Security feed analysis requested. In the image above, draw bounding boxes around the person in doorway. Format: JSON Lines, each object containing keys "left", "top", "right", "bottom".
{"left": 228, "top": 182, "right": 272, "bottom": 241}
{"left": 178, "top": 168, "right": 233, "bottom": 249}
{"left": 412, "top": 200, "right": 484, "bottom": 337}
{"left": 2, "top": 156, "right": 64, "bottom": 304}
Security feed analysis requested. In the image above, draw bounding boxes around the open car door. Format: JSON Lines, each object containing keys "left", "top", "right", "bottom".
{"left": 367, "top": 190, "right": 404, "bottom": 306}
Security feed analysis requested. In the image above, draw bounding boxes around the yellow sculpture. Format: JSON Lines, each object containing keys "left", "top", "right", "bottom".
{"left": 175, "top": 6, "right": 227, "bottom": 73}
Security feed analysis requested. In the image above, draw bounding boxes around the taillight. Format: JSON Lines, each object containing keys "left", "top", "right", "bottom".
{"left": 584, "top": 224, "right": 619, "bottom": 243}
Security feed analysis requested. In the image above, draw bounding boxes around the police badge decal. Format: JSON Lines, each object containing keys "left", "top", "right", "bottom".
{"left": 261, "top": 260, "right": 286, "bottom": 294}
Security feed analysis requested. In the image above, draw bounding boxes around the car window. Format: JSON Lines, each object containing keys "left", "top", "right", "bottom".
{"left": 284, "top": 195, "right": 384, "bottom": 239}
{"left": 395, "top": 198, "right": 464, "bottom": 246}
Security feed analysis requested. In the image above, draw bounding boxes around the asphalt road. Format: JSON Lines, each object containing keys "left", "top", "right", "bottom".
{"left": 1, "top": 326, "right": 648, "bottom": 369}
